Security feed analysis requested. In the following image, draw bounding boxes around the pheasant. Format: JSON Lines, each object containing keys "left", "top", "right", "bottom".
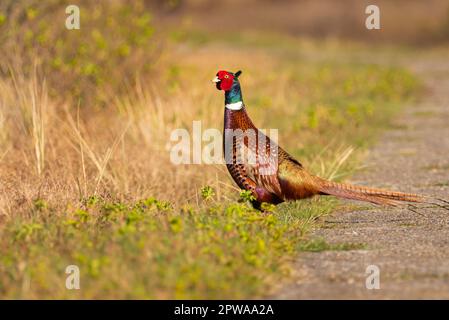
{"left": 213, "top": 70, "right": 449, "bottom": 211}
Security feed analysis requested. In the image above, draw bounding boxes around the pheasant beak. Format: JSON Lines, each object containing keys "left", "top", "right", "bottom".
{"left": 212, "top": 76, "right": 220, "bottom": 83}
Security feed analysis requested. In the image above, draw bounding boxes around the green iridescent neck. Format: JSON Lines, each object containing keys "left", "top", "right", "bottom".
{"left": 225, "top": 81, "right": 243, "bottom": 104}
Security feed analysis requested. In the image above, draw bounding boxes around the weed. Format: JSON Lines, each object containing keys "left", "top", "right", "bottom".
{"left": 298, "top": 237, "right": 367, "bottom": 252}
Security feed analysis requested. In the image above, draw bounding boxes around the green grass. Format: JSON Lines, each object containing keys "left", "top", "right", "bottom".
{"left": 0, "top": 195, "right": 335, "bottom": 299}
{"left": 0, "top": 7, "right": 421, "bottom": 298}
{"left": 298, "top": 237, "right": 367, "bottom": 252}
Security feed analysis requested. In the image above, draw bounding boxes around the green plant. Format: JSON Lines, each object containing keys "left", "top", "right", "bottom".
{"left": 298, "top": 237, "right": 367, "bottom": 252}
{"left": 200, "top": 185, "right": 215, "bottom": 201}
{"left": 239, "top": 190, "right": 256, "bottom": 203}
{"left": 0, "top": 1, "right": 157, "bottom": 106}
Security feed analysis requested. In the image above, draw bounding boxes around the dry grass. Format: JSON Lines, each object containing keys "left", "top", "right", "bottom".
{"left": 0, "top": 1, "right": 423, "bottom": 298}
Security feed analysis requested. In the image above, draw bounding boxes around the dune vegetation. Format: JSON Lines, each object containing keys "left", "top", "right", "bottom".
{"left": 0, "top": 1, "right": 420, "bottom": 298}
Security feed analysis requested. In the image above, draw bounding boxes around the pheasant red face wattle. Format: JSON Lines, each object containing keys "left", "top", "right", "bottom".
{"left": 215, "top": 69, "right": 431, "bottom": 211}
{"left": 213, "top": 70, "right": 235, "bottom": 91}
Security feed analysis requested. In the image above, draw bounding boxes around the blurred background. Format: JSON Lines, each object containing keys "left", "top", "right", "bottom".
{"left": 0, "top": 0, "right": 448, "bottom": 299}
{"left": 154, "top": 0, "right": 449, "bottom": 45}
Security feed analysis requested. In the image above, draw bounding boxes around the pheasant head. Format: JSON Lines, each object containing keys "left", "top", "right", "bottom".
{"left": 213, "top": 70, "right": 243, "bottom": 106}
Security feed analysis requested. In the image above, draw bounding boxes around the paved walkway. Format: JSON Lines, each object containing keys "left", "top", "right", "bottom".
{"left": 277, "top": 57, "right": 449, "bottom": 299}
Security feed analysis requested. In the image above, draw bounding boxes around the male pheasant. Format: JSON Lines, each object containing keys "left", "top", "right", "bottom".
{"left": 213, "top": 70, "right": 448, "bottom": 211}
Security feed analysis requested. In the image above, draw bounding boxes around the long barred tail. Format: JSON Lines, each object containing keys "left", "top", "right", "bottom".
{"left": 317, "top": 179, "right": 425, "bottom": 206}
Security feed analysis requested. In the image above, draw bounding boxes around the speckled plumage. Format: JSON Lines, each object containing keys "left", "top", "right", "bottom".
{"left": 217, "top": 70, "right": 428, "bottom": 210}
{"left": 224, "top": 105, "right": 326, "bottom": 208}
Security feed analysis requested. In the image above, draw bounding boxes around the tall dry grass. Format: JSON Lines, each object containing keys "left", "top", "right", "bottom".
{"left": 0, "top": 37, "right": 421, "bottom": 216}
{"left": 0, "top": 1, "right": 234, "bottom": 217}
{"left": 0, "top": 1, "right": 424, "bottom": 220}
{"left": 0, "top": 65, "right": 235, "bottom": 218}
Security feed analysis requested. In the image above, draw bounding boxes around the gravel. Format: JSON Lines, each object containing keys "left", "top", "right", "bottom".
{"left": 275, "top": 57, "right": 449, "bottom": 299}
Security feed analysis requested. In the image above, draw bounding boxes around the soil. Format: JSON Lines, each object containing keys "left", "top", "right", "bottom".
{"left": 276, "top": 56, "right": 449, "bottom": 299}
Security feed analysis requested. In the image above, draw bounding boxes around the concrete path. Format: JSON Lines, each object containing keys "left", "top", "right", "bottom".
{"left": 277, "top": 56, "right": 449, "bottom": 299}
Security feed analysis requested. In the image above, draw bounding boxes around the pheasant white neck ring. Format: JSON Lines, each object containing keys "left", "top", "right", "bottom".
{"left": 225, "top": 101, "right": 243, "bottom": 110}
